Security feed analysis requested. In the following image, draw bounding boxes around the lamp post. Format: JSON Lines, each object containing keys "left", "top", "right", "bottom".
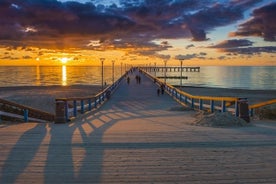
{"left": 112, "top": 60, "right": 115, "bottom": 84}
{"left": 179, "top": 59, "right": 183, "bottom": 87}
{"left": 164, "top": 60, "right": 167, "bottom": 83}
{"left": 100, "top": 58, "right": 105, "bottom": 91}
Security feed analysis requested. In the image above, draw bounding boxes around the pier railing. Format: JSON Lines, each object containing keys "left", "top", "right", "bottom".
{"left": 54, "top": 72, "right": 127, "bottom": 123}
{"left": 249, "top": 99, "right": 276, "bottom": 117}
{"left": 141, "top": 68, "right": 276, "bottom": 120}
{"left": 140, "top": 69, "right": 243, "bottom": 115}
{"left": 0, "top": 98, "right": 55, "bottom": 123}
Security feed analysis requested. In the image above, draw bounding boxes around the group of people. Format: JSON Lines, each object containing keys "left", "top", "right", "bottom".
{"left": 135, "top": 75, "right": 141, "bottom": 84}
{"left": 126, "top": 74, "right": 142, "bottom": 85}
{"left": 125, "top": 67, "right": 166, "bottom": 96}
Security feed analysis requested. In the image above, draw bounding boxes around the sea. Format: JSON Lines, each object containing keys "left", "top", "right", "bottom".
{"left": 0, "top": 66, "right": 275, "bottom": 90}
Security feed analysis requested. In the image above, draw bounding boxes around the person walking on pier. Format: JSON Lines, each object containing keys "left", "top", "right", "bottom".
{"left": 157, "top": 88, "right": 160, "bottom": 96}
{"left": 127, "top": 76, "right": 130, "bottom": 85}
{"left": 161, "top": 84, "right": 165, "bottom": 95}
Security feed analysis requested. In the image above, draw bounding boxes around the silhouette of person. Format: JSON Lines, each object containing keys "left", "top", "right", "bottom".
{"left": 127, "top": 76, "right": 130, "bottom": 85}
{"left": 157, "top": 88, "right": 160, "bottom": 96}
{"left": 161, "top": 84, "right": 165, "bottom": 95}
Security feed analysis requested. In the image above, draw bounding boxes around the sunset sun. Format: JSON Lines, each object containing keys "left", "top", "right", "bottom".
{"left": 60, "top": 57, "right": 69, "bottom": 64}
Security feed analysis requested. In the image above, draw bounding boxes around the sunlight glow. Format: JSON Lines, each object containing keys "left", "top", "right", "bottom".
{"left": 60, "top": 57, "right": 69, "bottom": 64}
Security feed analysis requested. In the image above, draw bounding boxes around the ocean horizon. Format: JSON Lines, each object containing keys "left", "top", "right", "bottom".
{"left": 0, "top": 65, "right": 275, "bottom": 90}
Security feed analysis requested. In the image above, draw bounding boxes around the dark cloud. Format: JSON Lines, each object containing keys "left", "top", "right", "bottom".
{"left": 183, "top": 0, "right": 261, "bottom": 41}
{"left": 209, "top": 39, "right": 254, "bottom": 48}
{"left": 175, "top": 54, "right": 198, "bottom": 60}
{"left": 218, "top": 55, "right": 226, "bottom": 60}
{"left": 186, "top": 44, "right": 195, "bottom": 49}
{"left": 231, "top": 2, "right": 276, "bottom": 41}
{"left": 22, "top": 55, "right": 32, "bottom": 59}
{"left": 209, "top": 38, "right": 276, "bottom": 55}
{"left": 175, "top": 52, "right": 209, "bottom": 60}
{"left": 156, "top": 54, "right": 171, "bottom": 60}
{"left": 223, "top": 46, "right": 276, "bottom": 55}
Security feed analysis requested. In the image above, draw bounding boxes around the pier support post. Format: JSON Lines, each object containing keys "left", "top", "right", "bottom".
{"left": 55, "top": 100, "right": 67, "bottom": 123}
{"left": 238, "top": 98, "right": 250, "bottom": 122}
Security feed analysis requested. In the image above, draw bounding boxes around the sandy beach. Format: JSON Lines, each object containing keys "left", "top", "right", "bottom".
{"left": 0, "top": 85, "right": 275, "bottom": 115}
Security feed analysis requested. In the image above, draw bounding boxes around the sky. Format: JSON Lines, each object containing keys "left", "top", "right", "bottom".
{"left": 0, "top": 0, "right": 275, "bottom": 66}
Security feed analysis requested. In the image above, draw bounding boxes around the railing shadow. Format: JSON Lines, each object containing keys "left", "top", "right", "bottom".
{"left": 0, "top": 123, "right": 47, "bottom": 183}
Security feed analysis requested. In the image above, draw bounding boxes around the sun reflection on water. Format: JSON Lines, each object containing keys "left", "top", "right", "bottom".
{"left": 62, "top": 65, "right": 67, "bottom": 86}
{"left": 36, "top": 65, "right": 41, "bottom": 85}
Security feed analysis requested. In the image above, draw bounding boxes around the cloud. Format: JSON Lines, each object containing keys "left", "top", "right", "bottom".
{"left": 209, "top": 39, "right": 254, "bottom": 48}
{"left": 223, "top": 46, "right": 276, "bottom": 55}
{"left": 175, "top": 54, "right": 197, "bottom": 60}
{"left": 22, "top": 55, "right": 32, "bottom": 59}
{"left": 230, "top": 2, "right": 276, "bottom": 41}
{"left": 208, "top": 39, "right": 276, "bottom": 55}
{"left": 218, "top": 55, "right": 226, "bottom": 60}
{"left": 186, "top": 44, "right": 195, "bottom": 49}
{"left": 156, "top": 54, "right": 171, "bottom": 60}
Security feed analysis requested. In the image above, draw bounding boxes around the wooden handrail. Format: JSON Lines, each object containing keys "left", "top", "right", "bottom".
{"left": 0, "top": 98, "right": 55, "bottom": 122}
{"left": 143, "top": 70, "right": 238, "bottom": 102}
{"left": 249, "top": 99, "right": 276, "bottom": 109}
{"left": 165, "top": 82, "right": 238, "bottom": 102}
{"left": 140, "top": 68, "right": 243, "bottom": 116}
{"left": 54, "top": 71, "right": 128, "bottom": 123}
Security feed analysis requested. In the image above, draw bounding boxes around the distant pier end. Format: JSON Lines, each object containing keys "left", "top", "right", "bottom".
{"left": 140, "top": 66, "right": 200, "bottom": 72}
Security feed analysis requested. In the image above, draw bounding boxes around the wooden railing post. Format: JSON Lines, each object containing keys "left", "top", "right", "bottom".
{"left": 185, "top": 96, "right": 188, "bottom": 104}
{"left": 88, "top": 99, "right": 92, "bottom": 111}
{"left": 23, "top": 109, "right": 29, "bottom": 122}
{"left": 64, "top": 101, "right": 69, "bottom": 122}
{"left": 235, "top": 100, "right": 239, "bottom": 117}
{"left": 191, "top": 98, "right": 194, "bottom": 109}
{"left": 221, "top": 100, "right": 226, "bottom": 112}
{"left": 199, "top": 99, "right": 203, "bottom": 110}
{"left": 73, "top": 100, "right": 77, "bottom": 117}
{"left": 81, "top": 100, "right": 84, "bottom": 114}
{"left": 210, "top": 100, "right": 214, "bottom": 113}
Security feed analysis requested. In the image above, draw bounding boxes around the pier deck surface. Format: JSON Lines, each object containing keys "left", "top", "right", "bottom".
{"left": 0, "top": 70, "right": 276, "bottom": 183}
